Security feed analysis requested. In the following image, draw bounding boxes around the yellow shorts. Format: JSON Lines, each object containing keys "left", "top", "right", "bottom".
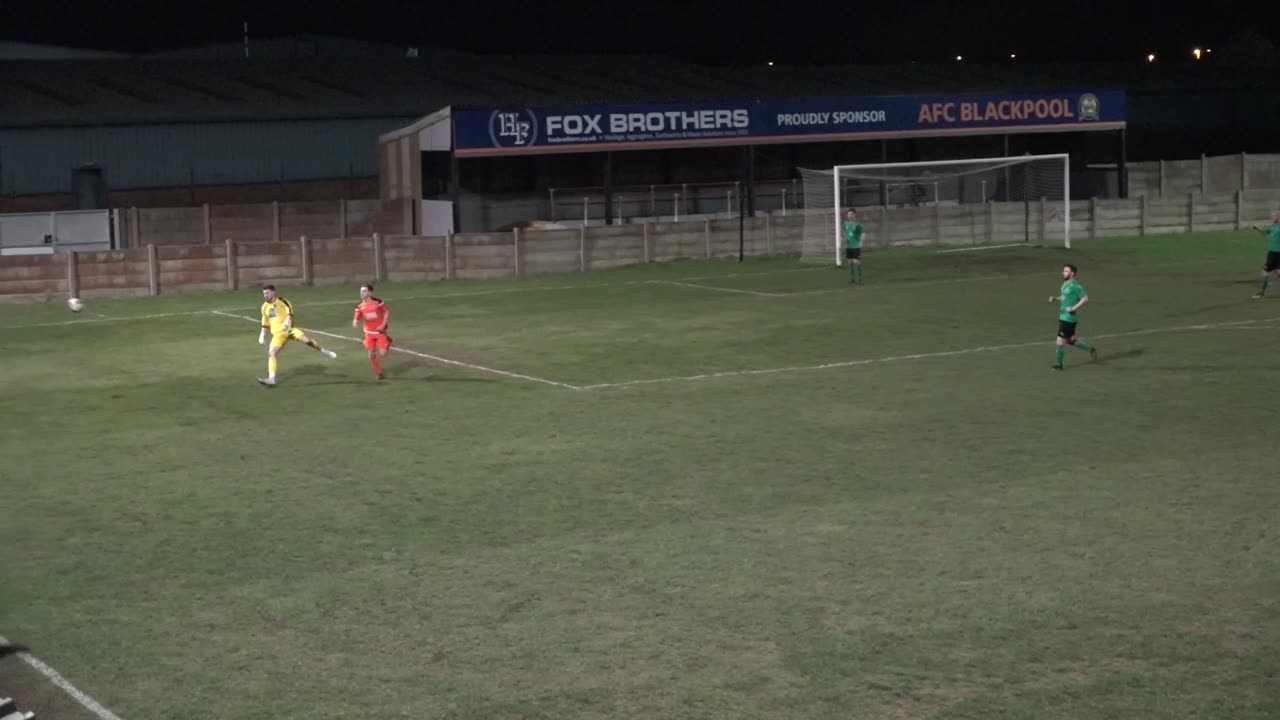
{"left": 269, "top": 327, "right": 307, "bottom": 349}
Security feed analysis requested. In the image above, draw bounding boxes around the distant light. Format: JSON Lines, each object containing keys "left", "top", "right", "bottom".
{"left": 955, "top": 55, "right": 963, "bottom": 62}
{"left": 767, "top": 60, "right": 774, "bottom": 66}
{"left": 1009, "top": 53, "right": 1017, "bottom": 59}
{"left": 1206, "top": 48, "right": 1212, "bottom": 53}
{"left": 1192, "top": 47, "right": 1202, "bottom": 60}
{"left": 1146, "top": 53, "right": 1156, "bottom": 63}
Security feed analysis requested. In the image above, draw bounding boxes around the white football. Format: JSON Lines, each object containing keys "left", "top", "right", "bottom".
{"left": 67, "top": 297, "right": 84, "bottom": 312}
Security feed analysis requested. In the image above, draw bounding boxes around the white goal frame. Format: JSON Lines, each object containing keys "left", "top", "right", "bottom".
{"left": 829, "top": 153, "right": 1071, "bottom": 265}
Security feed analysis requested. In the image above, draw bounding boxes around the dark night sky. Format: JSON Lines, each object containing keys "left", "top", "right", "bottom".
{"left": 5, "top": 0, "right": 1277, "bottom": 65}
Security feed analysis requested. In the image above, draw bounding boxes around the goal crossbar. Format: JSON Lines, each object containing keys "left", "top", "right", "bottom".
{"left": 832, "top": 153, "right": 1070, "bottom": 172}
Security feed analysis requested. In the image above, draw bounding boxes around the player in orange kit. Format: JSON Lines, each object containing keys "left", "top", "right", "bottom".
{"left": 352, "top": 281, "right": 391, "bottom": 380}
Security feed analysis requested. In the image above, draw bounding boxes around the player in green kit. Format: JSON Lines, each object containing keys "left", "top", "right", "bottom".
{"left": 1251, "top": 209, "right": 1280, "bottom": 298}
{"left": 843, "top": 209, "right": 865, "bottom": 284}
{"left": 1049, "top": 264, "right": 1098, "bottom": 370}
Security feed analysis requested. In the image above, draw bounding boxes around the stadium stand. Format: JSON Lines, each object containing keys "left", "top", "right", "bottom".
{"left": 2, "top": 33, "right": 1278, "bottom": 131}
{"left": 1, "top": 30, "right": 1277, "bottom": 213}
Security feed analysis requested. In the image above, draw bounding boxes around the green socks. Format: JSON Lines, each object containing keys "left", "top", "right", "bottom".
{"left": 1056, "top": 339, "right": 1095, "bottom": 368}
{"left": 850, "top": 265, "right": 862, "bottom": 283}
{"left": 1261, "top": 276, "right": 1270, "bottom": 295}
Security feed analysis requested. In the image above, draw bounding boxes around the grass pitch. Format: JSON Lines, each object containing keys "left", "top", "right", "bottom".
{"left": 2, "top": 232, "right": 1277, "bottom": 719}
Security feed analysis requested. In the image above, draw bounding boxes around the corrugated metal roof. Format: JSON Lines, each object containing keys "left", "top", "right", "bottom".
{"left": 0, "top": 50, "right": 1275, "bottom": 129}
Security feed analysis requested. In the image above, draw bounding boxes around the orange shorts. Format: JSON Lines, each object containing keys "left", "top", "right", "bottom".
{"left": 363, "top": 332, "right": 391, "bottom": 351}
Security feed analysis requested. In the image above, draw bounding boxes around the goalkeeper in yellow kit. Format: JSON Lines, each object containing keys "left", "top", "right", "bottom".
{"left": 257, "top": 284, "right": 337, "bottom": 386}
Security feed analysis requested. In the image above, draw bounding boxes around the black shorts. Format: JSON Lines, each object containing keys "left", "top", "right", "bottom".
{"left": 845, "top": 247, "right": 861, "bottom": 260}
{"left": 1264, "top": 251, "right": 1280, "bottom": 272}
{"left": 1057, "top": 320, "right": 1077, "bottom": 339}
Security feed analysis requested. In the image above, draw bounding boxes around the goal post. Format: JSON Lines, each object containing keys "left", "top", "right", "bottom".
{"left": 800, "top": 153, "right": 1071, "bottom": 264}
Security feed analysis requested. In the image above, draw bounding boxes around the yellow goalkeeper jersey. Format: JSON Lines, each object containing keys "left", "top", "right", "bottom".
{"left": 260, "top": 297, "right": 295, "bottom": 334}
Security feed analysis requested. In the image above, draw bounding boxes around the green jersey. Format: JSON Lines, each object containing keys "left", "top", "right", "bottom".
{"left": 843, "top": 220, "right": 864, "bottom": 249}
{"left": 1059, "top": 278, "right": 1086, "bottom": 322}
{"left": 1266, "top": 223, "right": 1280, "bottom": 252}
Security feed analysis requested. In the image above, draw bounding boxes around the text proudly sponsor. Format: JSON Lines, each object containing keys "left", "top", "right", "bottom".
{"left": 776, "top": 110, "right": 887, "bottom": 126}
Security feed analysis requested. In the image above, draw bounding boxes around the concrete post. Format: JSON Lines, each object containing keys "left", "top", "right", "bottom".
{"left": 147, "top": 244, "right": 159, "bottom": 296}
{"left": 373, "top": 232, "right": 386, "bottom": 282}
{"left": 225, "top": 238, "right": 237, "bottom": 290}
{"left": 66, "top": 250, "right": 79, "bottom": 299}
{"left": 512, "top": 227, "right": 521, "bottom": 278}
{"left": 300, "top": 236, "right": 313, "bottom": 286}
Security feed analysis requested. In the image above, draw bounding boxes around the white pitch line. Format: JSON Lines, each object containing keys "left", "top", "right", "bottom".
{"left": 777, "top": 272, "right": 1040, "bottom": 297}
{"left": 219, "top": 284, "right": 608, "bottom": 311}
{"left": 576, "top": 316, "right": 1280, "bottom": 390}
{"left": 0, "top": 634, "right": 124, "bottom": 720}
{"left": 0, "top": 268, "right": 828, "bottom": 328}
{"left": 213, "top": 266, "right": 828, "bottom": 312}
{"left": 0, "top": 310, "right": 211, "bottom": 330}
{"left": 209, "top": 310, "right": 581, "bottom": 390}
{"left": 645, "top": 280, "right": 785, "bottom": 297}
{"left": 0, "top": 270, "right": 1040, "bottom": 327}
{"left": 936, "top": 243, "right": 1026, "bottom": 254}
{"left": 1187, "top": 324, "right": 1280, "bottom": 331}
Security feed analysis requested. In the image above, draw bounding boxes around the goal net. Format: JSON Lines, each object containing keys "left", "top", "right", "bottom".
{"left": 799, "top": 154, "right": 1070, "bottom": 264}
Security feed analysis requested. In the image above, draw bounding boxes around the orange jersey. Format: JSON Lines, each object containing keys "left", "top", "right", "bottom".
{"left": 354, "top": 298, "right": 389, "bottom": 334}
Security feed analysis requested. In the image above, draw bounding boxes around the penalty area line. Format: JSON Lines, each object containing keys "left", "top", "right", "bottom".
{"left": 644, "top": 280, "right": 785, "bottom": 297}
{"left": 936, "top": 243, "right": 1027, "bottom": 254}
{"left": 208, "top": 310, "right": 581, "bottom": 390}
{"left": 212, "top": 266, "right": 828, "bottom": 312}
{"left": 577, "top": 316, "right": 1280, "bottom": 390}
{"left": 0, "top": 309, "right": 213, "bottom": 330}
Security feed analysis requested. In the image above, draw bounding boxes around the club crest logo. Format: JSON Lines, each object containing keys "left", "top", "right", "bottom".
{"left": 489, "top": 109, "right": 538, "bottom": 147}
{"left": 1077, "top": 93, "right": 1100, "bottom": 121}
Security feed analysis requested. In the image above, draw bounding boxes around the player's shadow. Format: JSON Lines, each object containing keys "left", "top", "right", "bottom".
{"left": 284, "top": 360, "right": 497, "bottom": 384}
{"left": 1094, "top": 347, "right": 1147, "bottom": 364}
{"left": 279, "top": 363, "right": 368, "bottom": 386}
{"left": 389, "top": 369, "right": 496, "bottom": 384}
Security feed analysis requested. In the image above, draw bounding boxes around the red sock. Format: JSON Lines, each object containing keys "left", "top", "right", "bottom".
{"left": 370, "top": 355, "right": 382, "bottom": 375}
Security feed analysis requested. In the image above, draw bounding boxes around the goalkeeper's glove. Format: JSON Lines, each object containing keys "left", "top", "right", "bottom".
{"left": 259, "top": 329, "right": 267, "bottom": 345}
